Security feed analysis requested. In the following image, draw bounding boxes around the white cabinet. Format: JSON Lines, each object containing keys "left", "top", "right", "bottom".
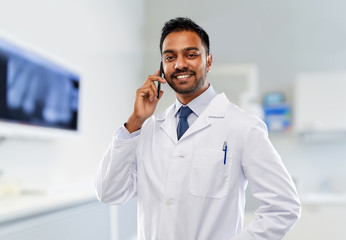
{"left": 295, "top": 72, "right": 346, "bottom": 134}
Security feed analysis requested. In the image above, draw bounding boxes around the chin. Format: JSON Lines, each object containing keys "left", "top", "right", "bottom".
{"left": 176, "top": 86, "right": 200, "bottom": 95}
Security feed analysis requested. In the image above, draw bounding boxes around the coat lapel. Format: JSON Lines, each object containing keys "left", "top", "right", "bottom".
{"left": 156, "top": 104, "right": 178, "bottom": 144}
{"left": 155, "top": 93, "right": 230, "bottom": 143}
{"left": 181, "top": 93, "right": 228, "bottom": 140}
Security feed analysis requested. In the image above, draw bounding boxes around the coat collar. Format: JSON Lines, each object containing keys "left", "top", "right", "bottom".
{"left": 155, "top": 93, "right": 230, "bottom": 143}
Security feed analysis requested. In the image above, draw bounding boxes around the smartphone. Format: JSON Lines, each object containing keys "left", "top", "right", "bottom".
{"left": 157, "top": 61, "right": 163, "bottom": 98}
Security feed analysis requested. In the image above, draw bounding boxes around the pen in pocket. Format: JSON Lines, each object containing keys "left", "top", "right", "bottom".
{"left": 223, "top": 141, "right": 227, "bottom": 165}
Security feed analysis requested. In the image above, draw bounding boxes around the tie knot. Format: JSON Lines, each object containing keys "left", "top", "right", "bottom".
{"left": 179, "top": 106, "right": 192, "bottom": 119}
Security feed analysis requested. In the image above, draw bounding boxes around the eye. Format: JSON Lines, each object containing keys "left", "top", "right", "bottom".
{"left": 187, "top": 53, "right": 198, "bottom": 58}
{"left": 164, "top": 55, "right": 175, "bottom": 62}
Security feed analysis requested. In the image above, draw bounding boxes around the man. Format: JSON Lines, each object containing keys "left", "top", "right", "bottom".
{"left": 95, "top": 17, "right": 300, "bottom": 240}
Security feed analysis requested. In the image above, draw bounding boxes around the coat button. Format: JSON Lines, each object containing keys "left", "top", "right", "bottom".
{"left": 166, "top": 199, "right": 175, "bottom": 206}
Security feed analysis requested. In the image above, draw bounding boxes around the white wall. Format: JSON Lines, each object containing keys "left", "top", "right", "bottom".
{"left": 142, "top": 0, "right": 346, "bottom": 105}
{"left": 0, "top": 0, "right": 144, "bottom": 190}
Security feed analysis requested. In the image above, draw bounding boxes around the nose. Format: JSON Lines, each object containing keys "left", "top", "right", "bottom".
{"left": 174, "top": 55, "right": 188, "bottom": 70}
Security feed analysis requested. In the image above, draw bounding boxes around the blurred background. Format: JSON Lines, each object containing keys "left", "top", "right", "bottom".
{"left": 0, "top": 0, "right": 346, "bottom": 239}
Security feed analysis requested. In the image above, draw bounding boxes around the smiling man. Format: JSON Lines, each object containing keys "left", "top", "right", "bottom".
{"left": 161, "top": 30, "right": 211, "bottom": 101}
{"left": 95, "top": 17, "right": 301, "bottom": 240}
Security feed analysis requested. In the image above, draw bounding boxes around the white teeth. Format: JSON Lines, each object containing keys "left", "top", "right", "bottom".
{"left": 176, "top": 75, "right": 190, "bottom": 79}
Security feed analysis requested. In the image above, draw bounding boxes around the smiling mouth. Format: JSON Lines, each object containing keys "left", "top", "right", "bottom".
{"left": 176, "top": 74, "right": 192, "bottom": 79}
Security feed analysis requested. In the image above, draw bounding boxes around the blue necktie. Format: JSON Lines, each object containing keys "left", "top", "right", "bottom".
{"left": 177, "top": 106, "right": 192, "bottom": 140}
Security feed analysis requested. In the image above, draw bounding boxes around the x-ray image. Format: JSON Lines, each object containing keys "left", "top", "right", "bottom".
{"left": 0, "top": 39, "right": 80, "bottom": 131}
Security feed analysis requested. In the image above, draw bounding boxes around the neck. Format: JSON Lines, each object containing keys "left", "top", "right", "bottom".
{"left": 176, "top": 83, "right": 209, "bottom": 105}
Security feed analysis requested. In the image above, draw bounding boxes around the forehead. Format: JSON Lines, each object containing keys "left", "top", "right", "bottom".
{"left": 162, "top": 31, "right": 205, "bottom": 53}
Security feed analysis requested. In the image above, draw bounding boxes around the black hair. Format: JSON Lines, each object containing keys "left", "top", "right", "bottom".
{"left": 160, "top": 17, "right": 210, "bottom": 55}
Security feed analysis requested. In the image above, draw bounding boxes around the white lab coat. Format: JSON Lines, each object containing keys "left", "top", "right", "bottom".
{"left": 95, "top": 93, "right": 301, "bottom": 240}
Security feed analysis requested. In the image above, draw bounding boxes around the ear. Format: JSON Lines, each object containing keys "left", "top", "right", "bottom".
{"left": 207, "top": 54, "right": 213, "bottom": 72}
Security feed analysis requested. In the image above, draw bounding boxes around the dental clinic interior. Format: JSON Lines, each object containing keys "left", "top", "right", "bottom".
{"left": 1, "top": 0, "right": 346, "bottom": 239}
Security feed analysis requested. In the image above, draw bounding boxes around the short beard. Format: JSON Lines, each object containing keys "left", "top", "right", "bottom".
{"left": 167, "top": 65, "right": 208, "bottom": 95}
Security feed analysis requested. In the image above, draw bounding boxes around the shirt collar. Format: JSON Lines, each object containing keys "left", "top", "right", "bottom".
{"left": 174, "top": 84, "right": 217, "bottom": 117}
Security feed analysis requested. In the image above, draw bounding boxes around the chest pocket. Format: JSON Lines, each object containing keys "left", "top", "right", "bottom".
{"left": 189, "top": 149, "right": 232, "bottom": 198}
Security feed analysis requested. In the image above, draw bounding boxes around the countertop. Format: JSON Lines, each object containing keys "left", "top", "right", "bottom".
{"left": 300, "top": 192, "right": 346, "bottom": 205}
{"left": 0, "top": 182, "right": 97, "bottom": 224}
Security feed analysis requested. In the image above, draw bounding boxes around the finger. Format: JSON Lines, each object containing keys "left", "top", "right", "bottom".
{"left": 146, "top": 74, "right": 166, "bottom": 84}
{"left": 153, "top": 91, "right": 164, "bottom": 103}
{"left": 142, "top": 77, "right": 155, "bottom": 90}
{"left": 158, "top": 90, "right": 164, "bottom": 99}
{"left": 149, "top": 76, "right": 166, "bottom": 84}
{"left": 150, "top": 76, "right": 166, "bottom": 85}
{"left": 150, "top": 78, "right": 163, "bottom": 99}
{"left": 140, "top": 80, "right": 157, "bottom": 96}
{"left": 157, "top": 76, "right": 166, "bottom": 83}
{"left": 148, "top": 88, "right": 156, "bottom": 102}
{"left": 137, "top": 84, "right": 152, "bottom": 96}
{"left": 149, "top": 82, "right": 158, "bottom": 100}
{"left": 139, "top": 84, "right": 156, "bottom": 101}
{"left": 153, "top": 70, "right": 160, "bottom": 76}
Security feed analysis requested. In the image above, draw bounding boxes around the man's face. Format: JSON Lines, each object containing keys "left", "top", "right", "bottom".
{"left": 161, "top": 31, "right": 212, "bottom": 98}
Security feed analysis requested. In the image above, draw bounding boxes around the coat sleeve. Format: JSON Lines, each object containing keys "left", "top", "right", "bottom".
{"left": 94, "top": 130, "right": 138, "bottom": 205}
{"left": 232, "top": 120, "right": 301, "bottom": 240}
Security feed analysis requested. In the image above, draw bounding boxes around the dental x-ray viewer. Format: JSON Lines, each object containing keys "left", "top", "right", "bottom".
{"left": 95, "top": 17, "right": 300, "bottom": 240}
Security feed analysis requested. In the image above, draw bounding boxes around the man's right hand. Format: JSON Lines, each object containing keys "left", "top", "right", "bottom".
{"left": 125, "top": 70, "right": 166, "bottom": 133}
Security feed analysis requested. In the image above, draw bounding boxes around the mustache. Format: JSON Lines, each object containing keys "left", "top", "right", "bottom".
{"left": 170, "top": 69, "right": 195, "bottom": 78}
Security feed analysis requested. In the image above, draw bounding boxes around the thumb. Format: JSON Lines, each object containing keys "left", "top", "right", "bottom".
{"left": 154, "top": 91, "right": 164, "bottom": 103}
{"left": 158, "top": 90, "right": 164, "bottom": 99}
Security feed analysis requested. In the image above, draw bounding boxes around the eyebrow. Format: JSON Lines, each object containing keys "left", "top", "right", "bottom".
{"left": 162, "top": 47, "right": 200, "bottom": 55}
